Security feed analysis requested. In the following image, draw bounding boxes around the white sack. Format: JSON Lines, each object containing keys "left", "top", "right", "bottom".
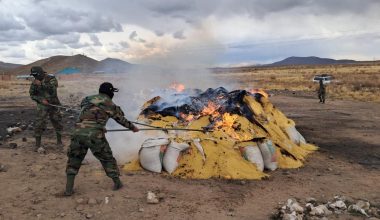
{"left": 258, "top": 139, "right": 278, "bottom": 171}
{"left": 240, "top": 145, "right": 264, "bottom": 172}
{"left": 163, "top": 142, "right": 190, "bottom": 174}
{"left": 285, "top": 126, "right": 306, "bottom": 145}
{"left": 139, "top": 138, "right": 170, "bottom": 173}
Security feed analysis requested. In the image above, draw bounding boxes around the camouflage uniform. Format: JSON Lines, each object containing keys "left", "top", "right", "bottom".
{"left": 29, "top": 74, "right": 63, "bottom": 138}
{"left": 66, "top": 93, "right": 135, "bottom": 179}
{"left": 318, "top": 80, "right": 326, "bottom": 103}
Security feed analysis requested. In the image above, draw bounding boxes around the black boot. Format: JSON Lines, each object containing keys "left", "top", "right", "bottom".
{"left": 34, "top": 136, "right": 41, "bottom": 151}
{"left": 64, "top": 175, "right": 75, "bottom": 196}
{"left": 112, "top": 177, "right": 123, "bottom": 191}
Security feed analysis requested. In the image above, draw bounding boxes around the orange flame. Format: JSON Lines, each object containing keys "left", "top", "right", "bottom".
{"left": 169, "top": 83, "right": 185, "bottom": 93}
{"left": 201, "top": 101, "right": 220, "bottom": 117}
{"left": 214, "top": 113, "right": 238, "bottom": 128}
{"left": 179, "top": 112, "right": 195, "bottom": 122}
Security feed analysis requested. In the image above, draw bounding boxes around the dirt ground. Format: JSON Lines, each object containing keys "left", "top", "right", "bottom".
{"left": 0, "top": 82, "right": 379, "bottom": 220}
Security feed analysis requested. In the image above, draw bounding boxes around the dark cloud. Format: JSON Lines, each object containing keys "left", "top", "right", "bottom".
{"left": 129, "top": 31, "right": 146, "bottom": 43}
{"left": 22, "top": 7, "right": 122, "bottom": 35}
{"left": 154, "top": 30, "right": 165, "bottom": 37}
{"left": 173, "top": 30, "right": 186, "bottom": 40}
{"left": 0, "top": 14, "right": 25, "bottom": 31}
{"left": 89, "top": 34, "right": 102, "bottom": 46}
{"left": 119, "top": 41, "right": 130, "bottom": 48}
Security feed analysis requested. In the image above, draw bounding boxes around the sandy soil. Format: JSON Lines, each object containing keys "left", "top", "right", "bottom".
{"left": 0, "top": 85, "right": 379, "bottom": 220}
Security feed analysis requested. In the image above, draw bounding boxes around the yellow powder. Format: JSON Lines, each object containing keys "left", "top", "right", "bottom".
{"left": 125, "top": 94, "right": 317, "bottom": 179}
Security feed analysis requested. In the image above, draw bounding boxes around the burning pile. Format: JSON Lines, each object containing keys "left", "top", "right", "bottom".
{"left": 124, "top": 87, "right": 317, "bottom": 179}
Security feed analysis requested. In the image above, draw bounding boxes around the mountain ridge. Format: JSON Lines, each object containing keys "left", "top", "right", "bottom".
{"left": 5, "top": 54, "right": 134, "bottom": 75}
{"left": 268, "top": 56, "right": 359, "bottom": 66}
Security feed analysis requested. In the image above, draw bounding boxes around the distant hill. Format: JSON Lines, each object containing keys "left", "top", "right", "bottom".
{"left": 95, "top": 58, "right": 134, "bottom": 73}
{"left": 6, "top": 54, "right": 99, "bottom": 75}
{"left": 269, "top": 56, "right": 358, "bottom": 66}
{"left": 5, "top": 55, "right": 135, "bottom": 75}
{"left": 0, "top": 61, "right": 21, "bottom": 72}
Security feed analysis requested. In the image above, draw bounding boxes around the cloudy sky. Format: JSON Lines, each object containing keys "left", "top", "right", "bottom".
{"left": 1, "top": 0, "right": 380, "bottom": 66}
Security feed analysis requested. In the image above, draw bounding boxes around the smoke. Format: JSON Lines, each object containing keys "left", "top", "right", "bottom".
{"left": 91, "top": 24, "right": 230, "bottom": 164}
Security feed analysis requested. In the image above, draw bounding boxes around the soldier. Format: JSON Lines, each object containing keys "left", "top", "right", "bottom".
{"left": 318, "top": 79, "right": 326, "bottom": 104}
{"left": 29, "top": 66, "right": 63, "bottom": 151}
{"left": 64, "top": 82, "right": 139, "bottom": 196}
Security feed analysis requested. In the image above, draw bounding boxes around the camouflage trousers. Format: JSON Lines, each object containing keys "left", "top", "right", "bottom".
{"left": 318, "top": 90, "right": 326, "bottom": 103}
{"left": 34, "top": 106, "right": 63, "bottom": 137}
{"left": 66, "top": 134, "right": 120, "bottom": 178}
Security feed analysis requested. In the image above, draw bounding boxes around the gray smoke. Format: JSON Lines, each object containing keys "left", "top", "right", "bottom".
{"left": 85, "top": 26, "right": 230, "bottom": 164}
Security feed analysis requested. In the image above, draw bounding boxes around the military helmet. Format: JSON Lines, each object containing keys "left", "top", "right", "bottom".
{"left": 30, "top": 66, "right": 46, "bottom": 75}
{"left": 99, "top": 82, "right": 119, "bottom": 99}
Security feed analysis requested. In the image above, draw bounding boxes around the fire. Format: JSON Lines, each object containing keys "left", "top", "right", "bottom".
{"left": 179, "top": 112, "right": 195, "bottom": 122}
{"left": 169, "top": 82, "right": 185, "bottom": 93}
{"left": 214, "top": 113, "right": 252, "bottom": 141}
{"left": 249, "top": 88, "right": 269, "bottom": 98}
{"left": 214, "top": 113, "right": 238, "bottom": 128}
{"left": 201, "top": 101, "right": 220, "bottom": 116}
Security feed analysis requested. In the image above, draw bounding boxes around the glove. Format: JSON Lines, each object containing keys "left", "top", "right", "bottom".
{"left": 42, "top": 99, "right": 49, "bottom": 105}
{"left": 34, "top": 79, "right": 42, "bottom": 86}
{"left": 132, "top": 125, "right": 139, "bottom": 133}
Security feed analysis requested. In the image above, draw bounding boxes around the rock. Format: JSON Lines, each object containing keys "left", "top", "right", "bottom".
{"left": 31, "top": 165, "right": 44, "bottom": 172}
{"left": 327, "top": 167, "right": 333, "bottom": 171}
{"left": 104, "top": 197, "right": 110, "bottom": 205}
{"left": 76, "top": 204, "right": 85, "bottom": 212}
{"left": 356, "top": 200, "right": 370, "bottom": 210}
{"left": 48, "top": 153, "right": 58, "bottom": 160}
{"left": 138, "top": 208, "right": 144, "bottom": 212}
{"left": 348, "top": 204, "right": 369, "bottom": 217}
{"left": 0, "top": 164, "right": 8, "bottom": 172}
{"left": 305, "top": 203, "right": 314, "bottom": 212}
{"left": 309, "top": 205, "right": 332, "bottom": 216}
{"left": 76, "top": 198, "right": 86, "bottom": 204}
{"left": 85, "top": 213, "right": 93, "bottom": 219}
{"left": 290, "top": 202, "right": 304, "bottom": 214}
{"left": 329, "top": 155, "right": 334, "bottom": 159}
{"left": 7, "top": 127, "right": 22, "bottom": 134}
{"left": 368, "top": 207, "right": 380, "bottom": 217}
{"left": 82, "top": 159, "right": 90, "bottom": 165}
{"left": 37, "top": 147, "right": 46, "bottom": 154}
{"left": 329, "top": 200, "right": 347, "bottom": 210}
{"left": 9, "top": 143, "right": 17, "bottom": 149}
{"left": 227, "top": 212, "right": 235, "bottom": 217}
{"left": 20, "top": 124, "right": 28, "bottom": 130}
{"left": 22, "top": 137, "right": 27, "bottom": 142}
{"left": 305, "top": 197, "right": 317, "bottom": 204}
{"left": 59, "top": 212, "right": 66, "bottom": 217}
{"left": 88, "top": 198, "right": 97, "bottom": 205}
{"left": 282, "top": 212, "right": 298, "bottom": 220}
{"left": 146, "top": 191, "right": 159, "bottom": 204}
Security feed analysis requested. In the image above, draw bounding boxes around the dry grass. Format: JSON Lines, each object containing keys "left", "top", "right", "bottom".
{"left": 215, "top": 63, "right": 380, "bottom": 102}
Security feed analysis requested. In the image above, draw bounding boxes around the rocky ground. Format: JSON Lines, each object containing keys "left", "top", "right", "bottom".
{"left": 0, "top": 84, "right": 379, "bottom": 220}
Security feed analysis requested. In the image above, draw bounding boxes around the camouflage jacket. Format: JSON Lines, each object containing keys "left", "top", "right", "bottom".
{"left": 73, "top": 93, "right": 134, "bottom": 137}
{"left": 29, "top": 74, "right": 61, "bottom": 107}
